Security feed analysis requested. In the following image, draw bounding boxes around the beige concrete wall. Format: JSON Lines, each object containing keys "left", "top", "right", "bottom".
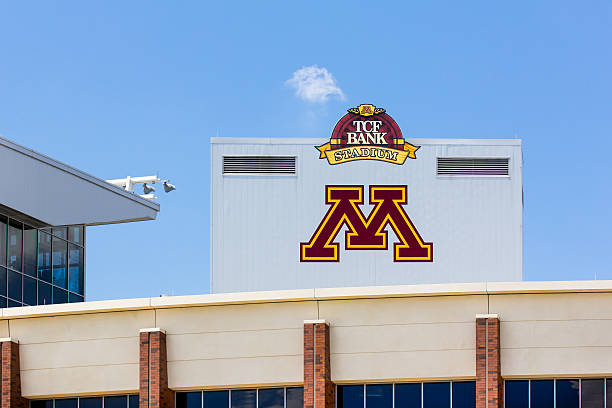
{"left": 319, "top": 295, "right": 487, "bottom": 382}
{"left": 491, "top": 292, "right": 612, "bottom": 377}
{"left": 157, "top": 301, "right": 318, "bottom": 390}
{"left": 12, "top": 309, "right": 155, "bottom": 398}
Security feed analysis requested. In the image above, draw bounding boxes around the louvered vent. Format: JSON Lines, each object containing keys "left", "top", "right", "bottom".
{"left": 437, "top": 157, "right": 509, "bottom": 176}
{"left": 223, "top": 156, "right": 297, "bottom": 175}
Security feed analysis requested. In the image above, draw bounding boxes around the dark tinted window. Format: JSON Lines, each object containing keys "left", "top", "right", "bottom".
{"left": 68, "top": 244, "right": 84, "bottom": 294}
{"left": 231, "top": 390, "right": 256, "bottom": 408}
{"left": 23, "top": 275, "right": 36, "bottom": 306}
{"left": 531, "top": 380, "right": 553, "bottom": 408}
{"left": 423, "top": 383, "right": 449, "bottom": 408}
{"left": 8, "top": 220, "right": 22, "bottom": 271}
{"left": 0, "top": 216, "right": 6, "bottom": 266}
{"left": 556, "top": 379, "right": 579, "bottom": 408}
{"left": 105, "top": 396, "right": 128, "bottom": 408}
{"left": 338, "top": 385, "right": 364, "bottom": 408}
{"left": 581, "top": 379, "right": 604, "bottom": 408}
{"left": 7, "top": 299, "right": 21, "bottom": 307}
{"left": 55, "top": 399, "right": 78, "bottom": 408}
{"left": 0, "top": 267, "right": 6, "bottom": 296}
{"left": 68, "top": 226, "right": 84, "bottom": 245}
{"left": 366, "top": 384, "right": 392, "bottom": 408}
{"left": 129, "top": 395, "right": 139, "bottom": 408}
{"left": 258, "top": 389, "right": 284, "bottom": 408}
{"left": 38, "top": 281, "right": 52, "bottom": 305}
{"left": 176, "top": 392, "right": 202, "bottom": 408}
{"left": 52, "top": 287, "right": 67, "bottom": 304}
{"left": 31, "top": 401, "right": 53, "bottom": 408}
{"left": 69, "top": 293, "right": 84, "bottom": 303}
{"left": 395, "top": 383, "right": 421, "bottom": 408}
{"left": 80, "top": 397, "right": 103, "bottom": 408}
{"left": 37, "top": 232, "right": 52, "bottom": 282}
{"left": 286, "top": 387, "right": 303, "bottom": 408}
{"left": 452, "top": 382, "right": 475, "bottom": 408}
{"left": 7, "top": 269, "right": 21, "bottom": 301}
{"left": 0, "top": 296, "right": 6, "bottom": 308}
{"left": 23, "top": 226, "right": 37, "bottom": 277}
{"left": 204, "top": 390, "right": 229, "bottom": 408}
{"left": 52, "top": 236, "right": 67, "bottom": 289}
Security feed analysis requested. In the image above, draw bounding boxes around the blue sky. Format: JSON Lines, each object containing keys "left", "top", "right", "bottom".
{"left": 0, "top": 1, "right": 610, "bottom": 300}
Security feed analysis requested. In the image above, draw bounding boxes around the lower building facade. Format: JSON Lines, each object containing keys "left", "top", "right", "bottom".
{"left": 0, "top": 281, "right": 611, "bottom": 408}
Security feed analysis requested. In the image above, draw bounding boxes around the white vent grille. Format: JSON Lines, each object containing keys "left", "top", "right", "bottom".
{"left": 437, "top": 157, "right": 509, "bottom": 176}
{"left": 223, "top": 156, "right": 297, "bottom": 175}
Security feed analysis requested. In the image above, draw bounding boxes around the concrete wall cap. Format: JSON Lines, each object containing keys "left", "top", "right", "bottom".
{"left": 0, "top": 337, "right": 17, "bottom": 343}
{"left": 475, "top": 314, "right": 500, "bottom": 319}
{"left": 139, "top": 328, "right": 166, "bottom": 334}
{"left": 304, "top": 319, "right": 327, "bottom": 324}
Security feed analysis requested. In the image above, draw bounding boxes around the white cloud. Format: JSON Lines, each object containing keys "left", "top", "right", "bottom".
{"left": 285, "top": 65, "right": 345, "bottom": 103}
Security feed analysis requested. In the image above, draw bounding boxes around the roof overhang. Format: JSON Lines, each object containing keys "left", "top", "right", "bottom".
{"left": 0, "top": 136, "right": 159, "bottom": 226}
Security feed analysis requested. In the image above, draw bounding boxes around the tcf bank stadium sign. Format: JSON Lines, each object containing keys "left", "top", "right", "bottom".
{"left": 302, "top": 105, "right": 433, "bottom": 263}
{"left": 316, "top": 104, "right": 420, "bottom": 165}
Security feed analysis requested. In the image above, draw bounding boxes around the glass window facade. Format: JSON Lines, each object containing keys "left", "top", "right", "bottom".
{"left": 0, "top": 211, "right": 85, "bottom": 307}
{"left": 338, "top": 382, "right": 476, "bottom": 408}
{"left": 176, "top": 388, "right": 303, "bottom": 408}
{"left": 31, "top": 395, "right": 136, "bottom": 408}
{"left": 505, "top": 379, "right": 612, "bottom": 408}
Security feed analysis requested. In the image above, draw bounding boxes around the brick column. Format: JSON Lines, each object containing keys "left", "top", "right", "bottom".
{"left": 304, "top": 320, "right": 334, "bottom": 408}
{"left": 476, "top": 314, "right": 502, "bottom": 408}
{"left": 140, "top": 329, "right": 173, "bottom": 408}
{"left": 0, "top": 338, "right": 27, "bottom": 408}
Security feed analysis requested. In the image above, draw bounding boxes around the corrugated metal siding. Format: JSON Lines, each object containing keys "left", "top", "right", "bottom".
{"left": 210, "top": 139, "right": 522, "bottom": 293}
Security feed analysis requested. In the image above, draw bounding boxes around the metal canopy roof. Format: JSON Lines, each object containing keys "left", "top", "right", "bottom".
{"left": 0, "top": 136, "right": 159, "bottom": 227}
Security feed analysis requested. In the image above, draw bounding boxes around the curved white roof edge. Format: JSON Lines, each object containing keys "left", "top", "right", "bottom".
{"left": 0, "top": 136, "right": 159, "bottom": 226}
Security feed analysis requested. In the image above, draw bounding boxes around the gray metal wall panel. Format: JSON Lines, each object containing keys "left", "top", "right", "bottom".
{"left": 211, "top": 139, "right": 522, "bottom": 293}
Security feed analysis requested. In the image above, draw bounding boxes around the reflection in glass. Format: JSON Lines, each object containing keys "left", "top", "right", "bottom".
{"left": 366, "top": 384, "right": 392, "bottom": 408}
{"left": 68, "top": 244, "right": 84, "bottom": 294}
{"left": 423, "top": 382, "right": 449, "bottom": 408}
{"left": 531, "top": 380, "right": 554, "bottom": 408}
{"left": 258, "top": 389, "right": 284, "bottom": 408}
{"left": 38, "top": 232, "right": 52, "bottom": 282}
{"left": 8, "top": 220, "right": 22, "bottom": 271}
{"left": 581, "top": 379, "right": 604, "bottom": 408}
{"left": 52, "top": 227, "right": 68, "bottom": 240}
{"left": 105, "top": 395, "right": 128, "bottom": 408}
{"left": 0, "top": 267, "right": 6, "bottom": 297}
{"left": 55, "top": 399, "right": 78, "bottom": 408}
{"left": 68, "top": 226, "right": 84, "bottom": 245}
{"left": 286, "top": 388, "right": 303, "bottom": 408}
{"left": 338, "top": 385, "right": 364, "bottom": 408}
{"left": 38, "top": 281, "right": 52, "bottom": 305}
{"left": 7, "top": 269, "right": 21, "bottom": 301}
{"left": 129, "top": 395, "right": 139, "bottom": 408}
{"left": 556, "top": 379, "right": 579, "bottom": 408}
{"left": 176, "top": 392, "right": 201, "bottom": 408}
{"left": 52, "top": 236, "right": 67, "bottom": 288}
{"left": 395, "top": 383, "right": 421, "bottom": 408}
{"left": 231, "top": 390, "right": 256, "bottom": 408}
{"left": 23, "top": 225, "right": 37, "bottom": 277}
{"left": 23, "top": 276, "right": 36, "bottom": 306}
{"left": 80, "top": 397, "right": 103, "bottom": 408}
{"left": 452, "top": 382, "right": 475, "bottom": 408}
{"left": 0, "top": 216, "right": 6, "bottom": 266}
{"left": 204, "top": 390, "right": 229, "bottom": 408}
{"left": 52, "top": 286, "right": 67, "bottom": 304}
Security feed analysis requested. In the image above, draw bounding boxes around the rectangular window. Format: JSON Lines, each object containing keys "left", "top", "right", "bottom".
{"left": 531, "top": 380, "right": 554, "bottom": 408}
{"left": 338, "top": 385, "right": 364, "bottom": 408}
{"left": 8, "top": 220, "right": 22, "bottom": 271}
{"left": 581, "top": 379, "right": 604, "bottom": 408}
{"left": 286, "top": 388, "right": 303, "bottom": 408}
{"left": 52, "top": 236, "right": 68, "bottom": 289}
{"left": 366, "top": 385, "right": 392, "bottom": 408}
{"left": 80, "top": 397, "right": 103, "bottom": 408}
{"left": 176, "top": 392, "right": 201, "bottom": 408}
{"left": 68, "top": 226, "right": 84, "bottom": 245}
{"left": 204, "top": 391, "right": 229, "bottom": 408}
{"left": 395, "top": 384, "right": 421, "bottom": 408}
{"left": 55, "top": 399, "right": 78, "bottom": 408}
{"left": 69, "top": 293, "right": 84, "bottom": 303}
{"left": 68, "top": 244, "right": 84, "bottom": 294}
{"left": 31, "top": 401, "right": 53, "bottom": 408}
{"left": 23, "top": 275, "right": 36, "bottom": 306}
{"left": 7, "top": 269, "right": 21, "bottom": 302}
{"left": 23, "top": 225, "right": 37, "bottom": 277}
{"left": 0, "top": 267, "right": 6, "bottom": 297}
{"left": 38, "top": 281, "right": 52, "bottom": 305}
{"left": 556, "top": 379, "right": 579, "bottom": 408}
{"left": 52, "top": 286, "right": 68, "bottom": 304}
{"left": 423, "top": 383, "right": 450, "bottom": 408}
{"left": 37, "top": 232, "right": 52, "bottom": 283}
{"left": 231, "top": 390, "right": 256, "bottom": 408}
{"left": 129, "top": 395, "right": 139, "bottom": 408}
{"left": 52, "top": 227, "right": 68, "bottom": 240}
{"left": 104, "top": 396, "right": 128, "bottom": 408}
{"left": 0, "top": 216, "right": 6, "bottom": 266}
{"left": 258, "top": 389, "right": 284, "bottom": 408}
{"left": 452, "top": 382, "right": 475, "bottom": 408}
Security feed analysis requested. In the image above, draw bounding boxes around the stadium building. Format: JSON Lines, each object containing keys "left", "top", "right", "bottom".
{"left": 0, "top": 106, "right": 610, "bottom": 408}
